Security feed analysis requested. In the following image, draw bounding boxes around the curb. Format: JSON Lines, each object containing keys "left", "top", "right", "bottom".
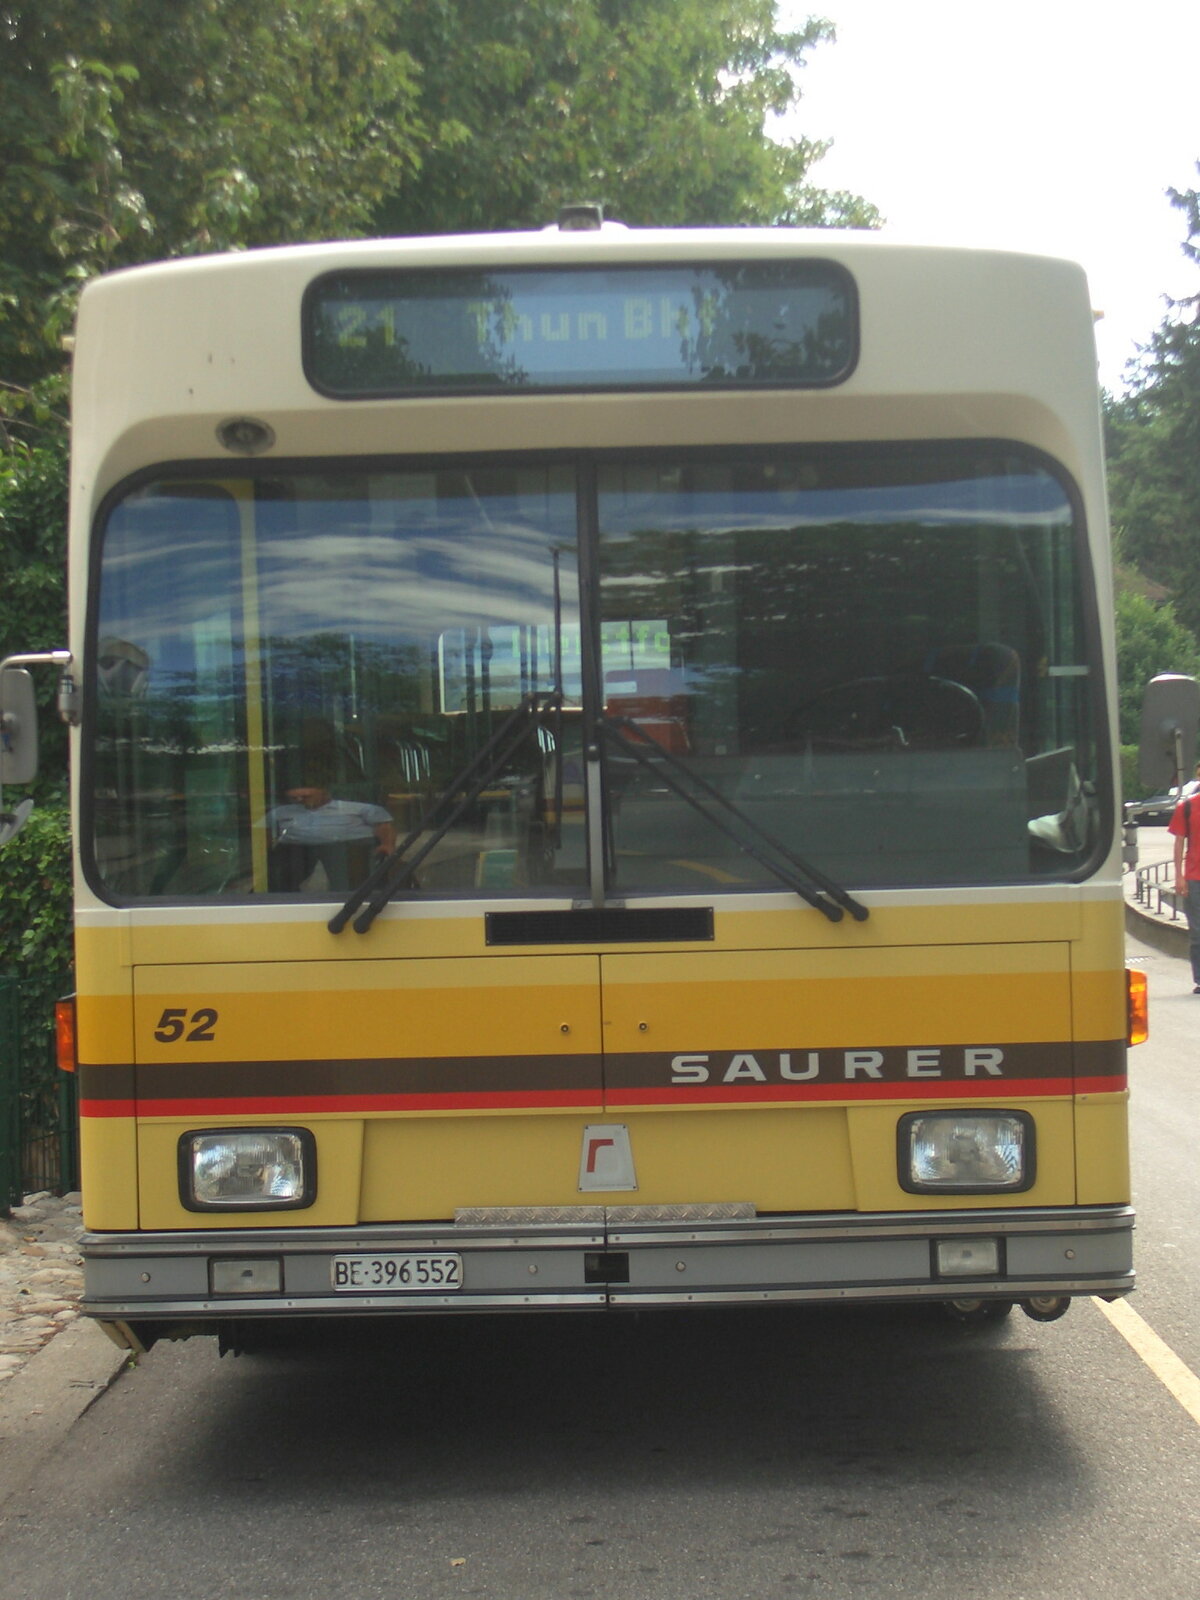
{"left": 1125, "top": 896, "right": 1188, "bottom": 960}
{"left": 0, "top": 1317, "right": 129, "bottom": 1512}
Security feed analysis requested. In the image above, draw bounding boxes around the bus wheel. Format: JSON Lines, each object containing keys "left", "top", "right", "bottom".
{"left": 1020, "top": 1295, "right": 1071, "bottom": 1322}
{"left": 940, "top": 1297, "right": 1014, "bottom": 1328}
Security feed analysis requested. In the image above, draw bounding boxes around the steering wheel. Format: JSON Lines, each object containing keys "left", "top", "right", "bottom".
{"left": 791, "top": 673, "right": 985, "bottom": 750}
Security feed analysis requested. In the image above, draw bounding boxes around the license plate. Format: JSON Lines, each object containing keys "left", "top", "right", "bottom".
{"left": 331, "top": 1253, "right": 463, "bottom": 1292}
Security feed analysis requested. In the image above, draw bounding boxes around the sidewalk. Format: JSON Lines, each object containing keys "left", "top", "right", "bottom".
{"left": 1123, "top": 827, "right": 1189, "bottom": 959}
{"left": 0, "top": 1191, "right": 85, "bottom": 1383}
{"left": 0, "top": 1191, "right": 127, "bottom": 1510}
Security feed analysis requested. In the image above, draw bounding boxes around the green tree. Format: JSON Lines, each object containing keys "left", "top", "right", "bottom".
{"left": 1113, "top": 587, "right": 1200, "bottom": 749}
{"left": 374, "top": 0, "right": 877, "bottom": 236}
{"left": 1105, "top": 170, "right": 1200, "bottom": 635}
{"left": 1, "top": 0, "right": 432, "bottom": 395}
{"left": 2, "top": 1, "right": 873, "bottom": 408}
{"left": 0, "top": 804, "right": 73, "bottom": 1109}
{"left": 0, "top": 442, "right": 72, "bottom": 1092}
{"left": 0, "top": 439, "right": 69, "bottom": 789}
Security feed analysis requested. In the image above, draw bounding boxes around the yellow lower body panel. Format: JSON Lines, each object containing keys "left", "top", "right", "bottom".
{"left": 1075, "top": 1092, "right": 1131, "bottom": 1204}
{"left": 127, "top": 1094, "right": 1097, "bottom": 1229}
{"left": 358, "top": 1104, "right": 857, "bottom": 1220}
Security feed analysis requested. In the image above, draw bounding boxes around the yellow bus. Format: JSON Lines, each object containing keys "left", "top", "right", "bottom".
{"left": 14, "top": 212, "right": 1145, "bottom": 1350}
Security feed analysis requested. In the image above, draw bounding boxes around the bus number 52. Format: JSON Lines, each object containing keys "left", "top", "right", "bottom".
{"left": 153, "top": 1007, "right": 219, "bottom": 1043}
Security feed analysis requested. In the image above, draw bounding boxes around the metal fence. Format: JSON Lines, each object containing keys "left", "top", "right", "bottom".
{"left": 0, "top": 973, "right": 78, "bottom": 1214}
{"left": 1134, "top": 859, "right": 1183, "bottom": 922}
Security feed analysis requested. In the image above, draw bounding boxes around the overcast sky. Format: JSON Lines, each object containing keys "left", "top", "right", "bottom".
{"left": 778, "top": 0, "right": 1197, "bottom": 391}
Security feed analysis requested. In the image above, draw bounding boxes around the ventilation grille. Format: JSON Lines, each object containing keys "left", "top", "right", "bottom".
{"left": 485, "top": 907, "right": 714, "bottom": 946}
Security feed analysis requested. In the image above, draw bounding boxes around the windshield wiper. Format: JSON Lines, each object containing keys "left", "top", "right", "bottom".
{"left": 329, "top": 691, "right": 556, "bottom": 935}
{"left": 599, "top": 715, "right": 869, "bottom": 924}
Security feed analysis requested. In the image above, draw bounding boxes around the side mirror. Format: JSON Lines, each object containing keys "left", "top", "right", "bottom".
{"left": 1138, "top": 673, "right": 1200, "bottom": 792}
{"left": 0, "top": 666, "right": 39, "bottom": 786}
{"left": 1, "top": 651, "right": 71, "bottom": 847}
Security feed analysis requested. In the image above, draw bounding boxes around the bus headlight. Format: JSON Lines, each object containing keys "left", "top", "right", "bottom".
{"left": 898, "top": 1111, "right": 1034, "bottom": 1194}
{"left": 179, "top": 1129, "right": 316, "bottom": 1211}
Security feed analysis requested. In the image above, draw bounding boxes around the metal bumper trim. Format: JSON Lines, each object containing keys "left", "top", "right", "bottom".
{"left": 81, "top": 1204, "right": 1134, "bottom": 1322}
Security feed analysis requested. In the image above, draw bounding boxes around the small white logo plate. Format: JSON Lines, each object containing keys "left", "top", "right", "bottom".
{"left": 578, "top": 1124, "right": 637, "bottom": 1192}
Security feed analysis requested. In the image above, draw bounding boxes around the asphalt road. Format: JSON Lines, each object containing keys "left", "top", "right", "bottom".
{"left": 0, "top": 926, "right": 1197, "bottom": 1600}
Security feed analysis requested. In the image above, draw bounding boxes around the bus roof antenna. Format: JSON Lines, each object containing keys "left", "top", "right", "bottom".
{"left": 557, "top": 203, "right": 605, "bottom": 231}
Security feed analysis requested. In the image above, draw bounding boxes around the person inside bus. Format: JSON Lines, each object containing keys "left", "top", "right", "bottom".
{"left": 265, "top": 782, "right": 396, "bottom": 892}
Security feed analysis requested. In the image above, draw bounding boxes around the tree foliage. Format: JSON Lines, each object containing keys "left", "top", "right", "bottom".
{"left": 375, "top": 0, "right": 878, "bottom": 236}
{"left": 0, "top": 802, "right": 73, "bottom": 1100}
{"left": 1114, "top": 588, "right": 1200, "bottom": 749}
{"left": 1, "top": 0, "right": 873, "bottom": 408}
{"left": 0, "top": 438, "right": 67, "bottom": 654}
{"left": 1105, "top": 171, "right": 1200, "bottom": 636}
{"left": 0, "top": 440, "right": 74, "bottom": 1080}
{"left": 0, "top": 439, "right": 69, "bottom": 792}
{"left": 1, "top": 0, "right": 432, "bottom": 392}
{"left": 0, "top": 441, "right": 72, "bottom": 1089}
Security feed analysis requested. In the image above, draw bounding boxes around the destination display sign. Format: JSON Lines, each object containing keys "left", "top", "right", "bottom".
{"left": 303, "top": 260, "right": 857, "bottom": 396}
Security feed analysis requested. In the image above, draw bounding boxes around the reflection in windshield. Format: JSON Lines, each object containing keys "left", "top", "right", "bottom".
{"left": 266, "top": 783, "right": 397, "bottom": 894}
{"left": 90, "top": 448, "right": 1101, "bottom": 901}
{"left": 595, "top": 454, "right": 1095, "bottom": 891}
{"left": 93, "top": 468, "right": 583, "bottom": 898}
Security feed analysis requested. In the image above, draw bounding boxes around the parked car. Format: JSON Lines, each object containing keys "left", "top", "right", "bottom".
{"left": 1125, "top": 785, "right": 1191, "bottom": 826}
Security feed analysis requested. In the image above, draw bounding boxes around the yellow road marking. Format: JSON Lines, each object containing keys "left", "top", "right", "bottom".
{"left": 1094, "top": 1296, "right": 1200, "bottom": 1426}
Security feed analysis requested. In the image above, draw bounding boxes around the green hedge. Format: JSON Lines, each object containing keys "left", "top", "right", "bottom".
{"left": 1, "top": 439, "right": 73, "bottom": 1102}
{"left": 0, "top": 441, "right": 70, "bottom": 800}
{"left": 0, "top": 805, "right": 73, "bottom": 1093}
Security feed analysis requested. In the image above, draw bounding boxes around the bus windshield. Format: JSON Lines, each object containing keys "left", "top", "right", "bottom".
{"left": 89, "top": 443, "right": 1102, "bottom": 901}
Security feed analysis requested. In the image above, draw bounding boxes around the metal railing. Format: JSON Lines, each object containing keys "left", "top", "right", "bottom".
{"left": 0, "top": 974, "right": 77, "bottom": 1214}
{"left": 1134, "top": 859, "right": 1183, "bottom": 921}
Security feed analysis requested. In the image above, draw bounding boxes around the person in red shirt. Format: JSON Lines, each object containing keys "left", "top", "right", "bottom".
{"left": 1169, "top": 768, "right": 1200, "bottom": 991}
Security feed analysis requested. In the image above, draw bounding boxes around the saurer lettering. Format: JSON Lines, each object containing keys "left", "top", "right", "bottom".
{"left": 669, "top": 1048, "right": 1006, "bottom": 1085}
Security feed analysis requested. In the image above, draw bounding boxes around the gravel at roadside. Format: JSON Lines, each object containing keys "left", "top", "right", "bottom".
{"left": 0, "top": 1192, "right": 84, "bottom": 1383}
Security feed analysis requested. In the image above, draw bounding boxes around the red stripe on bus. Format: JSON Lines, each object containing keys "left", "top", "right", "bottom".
{"left": 80, "top": 1099, "right": 137, "bottom": 1118}
{"left": 79, "top": 1073, "right": 1121, "bottom": 1119}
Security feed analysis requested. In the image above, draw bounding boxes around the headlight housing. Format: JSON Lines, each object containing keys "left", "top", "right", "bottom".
{"left": 179, "top": 1129, "right": 316, "bottom": 1211}
{"left": 898, "top": 1111, "right": 1034, "bottom": 1194}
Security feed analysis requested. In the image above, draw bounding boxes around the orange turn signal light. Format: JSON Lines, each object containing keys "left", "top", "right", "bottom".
{"left": 1126, "top": 968, "right": 1149, "bottom": 1047}
{"left": 55, "top": 996, "right": 77, "bottom": 1073}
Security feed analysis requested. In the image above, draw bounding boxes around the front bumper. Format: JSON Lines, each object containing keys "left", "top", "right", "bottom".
{"left": 83, "top": 1204, "right": 1134, "bottom": 1339}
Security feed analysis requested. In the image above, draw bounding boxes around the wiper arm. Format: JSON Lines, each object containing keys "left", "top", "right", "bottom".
{"left": 600, "top": 716, "right": 869, "bottom": 924}
{"left": 329, "top": 691, "right": 556, "bottom": 934}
